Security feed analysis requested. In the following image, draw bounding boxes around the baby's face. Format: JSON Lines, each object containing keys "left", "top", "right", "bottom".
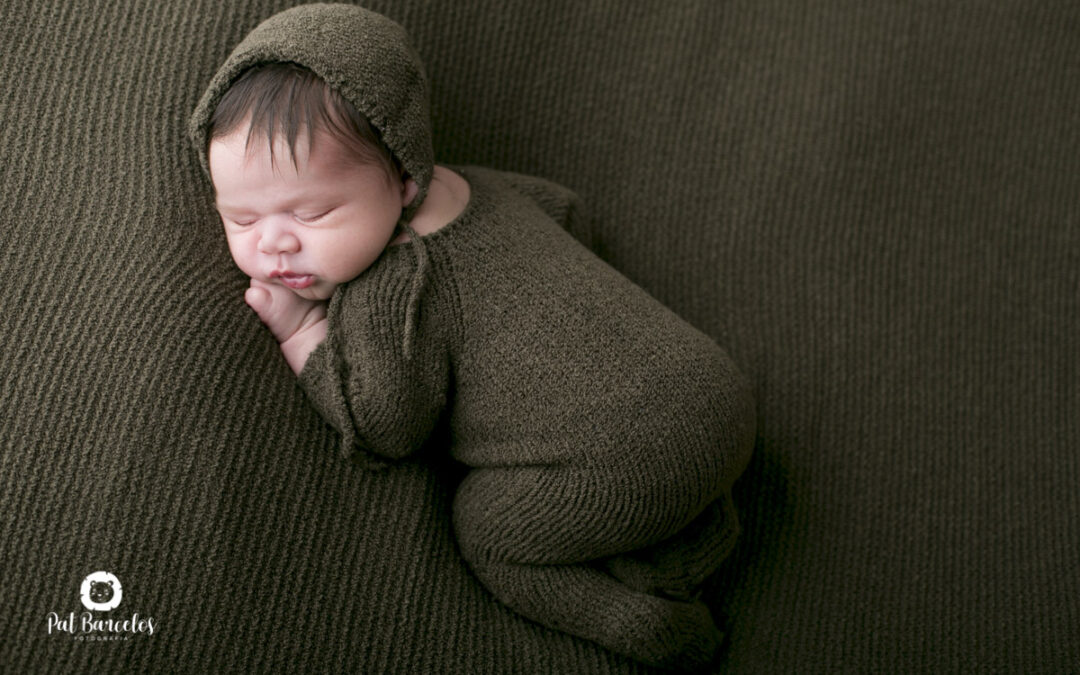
{"left": 208, "top": 127, "right": 415, "bottom": 301}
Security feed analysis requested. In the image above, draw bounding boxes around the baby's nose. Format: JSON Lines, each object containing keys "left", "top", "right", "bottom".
{"left": 257, "top": 219, "right": 300, "bottom": 254}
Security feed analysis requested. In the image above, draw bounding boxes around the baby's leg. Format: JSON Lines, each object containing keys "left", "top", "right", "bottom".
{"left": 604, "top": 494, "right": 740, "bottom": 601}
{"left": 452, "top": 464, "right": 723, "bottom": 671}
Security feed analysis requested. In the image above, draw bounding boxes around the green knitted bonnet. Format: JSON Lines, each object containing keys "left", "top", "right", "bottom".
{"left": 187, "top": 2, "right": 434, "bottom": 218}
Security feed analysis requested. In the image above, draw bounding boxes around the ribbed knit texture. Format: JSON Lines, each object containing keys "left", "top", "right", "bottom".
{"left": 3, "top": 1, "right": 1079, "bottom": 673}
{"left": 298, "top": 166, "right": 756, "bottom": 670}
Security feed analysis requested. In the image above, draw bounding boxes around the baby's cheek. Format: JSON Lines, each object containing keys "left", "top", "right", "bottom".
{"left": 336, "top": 239, "right": 389, "bottom": 281}
{"left": 224, "top": 234, "right": 257, "bottom": 273}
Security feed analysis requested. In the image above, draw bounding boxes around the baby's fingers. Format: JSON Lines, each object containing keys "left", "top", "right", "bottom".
{"left": 244, "top": 278, "right": 302, "bottom": 342}
{"left": 244, "top": 284, "right": 272, "bottom": 320}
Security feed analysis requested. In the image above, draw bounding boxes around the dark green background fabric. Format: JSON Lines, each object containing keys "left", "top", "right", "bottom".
{"left": 2, "top": 1, "right": 1077, "bottom": 672}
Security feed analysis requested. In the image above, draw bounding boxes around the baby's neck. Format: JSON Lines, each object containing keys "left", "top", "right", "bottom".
{"left": 390, "top": 165, "right": 470, "bottom": 245}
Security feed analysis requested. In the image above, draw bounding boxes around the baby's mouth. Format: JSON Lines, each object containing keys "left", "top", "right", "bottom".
{"left": 271, "top": 271, "right": 315, "bottom": 290}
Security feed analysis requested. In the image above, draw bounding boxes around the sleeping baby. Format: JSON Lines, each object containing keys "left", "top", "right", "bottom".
{"left": 188, "top": 4, "right": 755, "bottom": 671}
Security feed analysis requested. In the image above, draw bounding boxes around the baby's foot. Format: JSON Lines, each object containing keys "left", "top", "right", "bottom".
{"left": 611, "top": 595, "right": 723, "bottom": 672}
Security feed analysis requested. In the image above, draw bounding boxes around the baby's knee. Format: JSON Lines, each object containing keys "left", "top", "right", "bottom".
{"left": 451, "top": 465, "right": 548, "bottom": 563}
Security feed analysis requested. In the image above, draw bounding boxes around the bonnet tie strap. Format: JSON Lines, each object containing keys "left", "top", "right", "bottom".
{"left": 395, "top": 219, "right": 429, "bottom": 361}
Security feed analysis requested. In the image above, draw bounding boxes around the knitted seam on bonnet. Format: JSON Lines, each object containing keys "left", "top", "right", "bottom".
{"left": 187, "top": 3, "right": 434, "bottom": 358}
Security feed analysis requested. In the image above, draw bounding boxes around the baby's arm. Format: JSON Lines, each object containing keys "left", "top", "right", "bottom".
{"left": 244, "top": 279, "right": 327, "bottom": 375}
{"left": 295, "top": 280, "right": 451, "bottom": 462}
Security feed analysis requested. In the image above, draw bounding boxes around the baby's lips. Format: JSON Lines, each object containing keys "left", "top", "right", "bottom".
{"left": 272, "top": 271, "right": 315, "bottom": 290}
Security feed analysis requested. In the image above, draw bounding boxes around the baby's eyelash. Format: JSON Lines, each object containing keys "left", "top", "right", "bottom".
{"left": 295, "top": 209, "right": 332, "bottom": 223}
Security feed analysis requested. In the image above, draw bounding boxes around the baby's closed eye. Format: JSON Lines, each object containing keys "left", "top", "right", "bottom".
{"left": 294, "top": 208, "right": 335, "bottom": 223}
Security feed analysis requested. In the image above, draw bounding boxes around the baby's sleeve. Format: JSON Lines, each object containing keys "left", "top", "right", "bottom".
{"left": 297, "top": 281, "right": 450, "bottom": 465}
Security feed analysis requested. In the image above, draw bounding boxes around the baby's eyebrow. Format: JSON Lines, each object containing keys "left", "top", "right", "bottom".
{"left": 214, "top": 189, "right": 337, "bottom": 214}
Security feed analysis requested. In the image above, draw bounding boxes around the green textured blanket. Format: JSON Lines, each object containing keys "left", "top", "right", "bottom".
{"left": 4, "top": 1, "right": 1079, "bottom": 673}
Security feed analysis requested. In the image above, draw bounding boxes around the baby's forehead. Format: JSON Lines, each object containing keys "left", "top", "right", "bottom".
{"left": 211, "top": 125, "right": 353, "bottom": 179}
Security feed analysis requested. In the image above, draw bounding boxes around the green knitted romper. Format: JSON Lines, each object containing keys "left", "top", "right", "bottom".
{"left": 189, "top": 5, "right": 756, "bottom": 671}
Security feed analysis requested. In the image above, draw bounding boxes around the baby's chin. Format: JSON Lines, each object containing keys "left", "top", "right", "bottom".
{"left": 278, "top": 279, "right": 337, "bottom": 301}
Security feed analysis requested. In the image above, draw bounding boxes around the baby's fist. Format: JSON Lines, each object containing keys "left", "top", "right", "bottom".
{"left": 245, "top": 278, "right": 324, "bottom": 345}
{"left": 245, "top": 278, "right": 328, "bottom": 375}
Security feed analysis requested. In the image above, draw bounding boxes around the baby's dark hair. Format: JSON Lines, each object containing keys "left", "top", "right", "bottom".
{"left": 207, "top": 62, "right": 402, "bottom": 182}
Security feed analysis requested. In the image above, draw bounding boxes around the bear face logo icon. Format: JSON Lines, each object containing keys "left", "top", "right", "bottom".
{"left": 89, "top": 580, "right": 114, "bottom": 604}
{"left": 80, "top": 571, "right": 123, "bottom": 611}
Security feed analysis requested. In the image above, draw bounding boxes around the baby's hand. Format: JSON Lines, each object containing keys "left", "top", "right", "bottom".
{"left": 245, "top": 279, "right": 328, "bottom": 375}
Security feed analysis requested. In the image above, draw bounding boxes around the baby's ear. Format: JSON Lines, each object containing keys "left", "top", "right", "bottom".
{"left": 402, "top": 178, "right": 419, "bottom": 207}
